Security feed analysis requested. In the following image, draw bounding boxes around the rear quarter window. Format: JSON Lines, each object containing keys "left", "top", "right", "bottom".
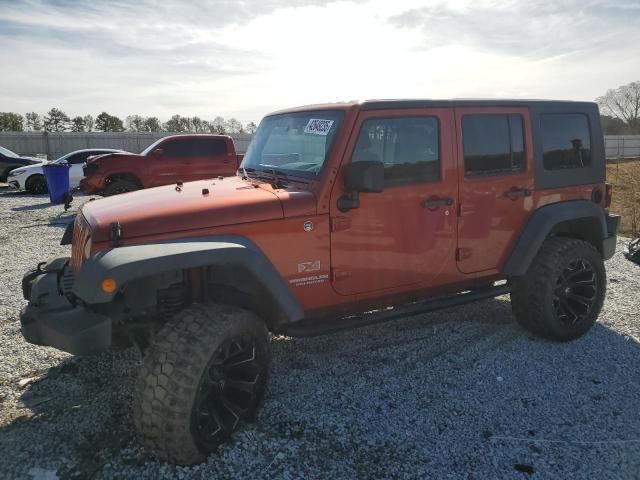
{"left": 541, "top": 113, "right": 591, "bottom": 170}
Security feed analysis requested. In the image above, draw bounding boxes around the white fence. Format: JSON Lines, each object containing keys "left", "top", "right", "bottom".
{"left": 0, "top": 132, "right": 637, "bottom": 161}
{"left": 0, "top": 132, "right": 254, "bottom": 160}
{"left": 604, "top": 135, "right": 640, "bottom": 159}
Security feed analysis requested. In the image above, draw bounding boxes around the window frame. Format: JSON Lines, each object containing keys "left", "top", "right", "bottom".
{"left": 461, "top": 113, "right": 527, "bottom": 178}
{"left": 350, "top": 114, "right": 442, "bottom": 188}
{"left": 540, "top": 112, "right": 593, "bottom": 171}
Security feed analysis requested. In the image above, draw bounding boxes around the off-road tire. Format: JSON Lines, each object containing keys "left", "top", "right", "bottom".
{"left": 26, "top": 174, "right": 48, "bottom": 194}
{"left": 133, "top": 303, "right": 270, "bottom": 465}
{"left": 103, "top": 179, "right": 139, "bottom": 196}
{"left": 511, "top": 237, "right": 606, "bottom": 341}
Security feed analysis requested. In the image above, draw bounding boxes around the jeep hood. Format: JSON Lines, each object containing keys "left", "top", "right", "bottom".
{"left": 82, "top": 177, "right": 287, "bottom": 242}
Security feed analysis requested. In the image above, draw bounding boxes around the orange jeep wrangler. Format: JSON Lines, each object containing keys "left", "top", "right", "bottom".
{"left": 20, "top": 99, "right": 619, "bottom": 464}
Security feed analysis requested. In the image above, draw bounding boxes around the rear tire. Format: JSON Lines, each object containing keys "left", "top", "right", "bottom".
{"left": 133, "top": 303, "right": 270, "bottom": 465}
{"left": 511, "top": 237, "right": 606, "bottom": 341}
{"left": 103, "top": 178, "right": 139, "bottom": 196}
{"left": 25, "top": 174, "right": 48, "bottom": 194}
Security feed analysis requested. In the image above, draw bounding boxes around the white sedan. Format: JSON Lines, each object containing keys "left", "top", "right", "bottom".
{"left": 7, "top": 148, "right": 123, "bottom": 193}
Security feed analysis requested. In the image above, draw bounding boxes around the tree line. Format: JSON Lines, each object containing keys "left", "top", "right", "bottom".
{"left": 1, "top": 81, "right": 637, "bottom": 135}
{"left": 0, "top": 108, "right": 257, "bottom": 135}
{"left": 597, "top": 80, "right": 640, "bottom": 135}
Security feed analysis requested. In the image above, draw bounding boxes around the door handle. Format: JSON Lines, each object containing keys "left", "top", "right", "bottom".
{"left": 422, "top": 197, "right": 453, "bottom": 208}
{"left": 504, "top": 188, "right": 532, "bottom": 200}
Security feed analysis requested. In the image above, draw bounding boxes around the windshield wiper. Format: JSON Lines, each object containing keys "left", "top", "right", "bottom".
{"left": 239, "top": 166, "right": 260, "bottom": 180}
{"left": 266, "top": 168, "right": 288, "bottom": 188}
{"left": 243, "top": 167, "right": 286, "bottom": 188}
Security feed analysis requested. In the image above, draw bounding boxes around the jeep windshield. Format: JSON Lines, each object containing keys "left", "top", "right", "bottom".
{"left": 241, "top": 110, "right": 344, "bottom": 179}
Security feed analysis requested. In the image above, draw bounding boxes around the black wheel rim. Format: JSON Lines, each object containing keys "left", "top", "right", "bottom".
{"left": 552, "top": 258, "right": 598, "bottom": 325}
{"left": 192, "top": 335, "right": 264, "bottom": 450}
{"left": 33, "top": 177, "right": 47, "bottom": 194}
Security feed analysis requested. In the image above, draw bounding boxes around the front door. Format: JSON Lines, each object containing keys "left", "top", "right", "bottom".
{"left": 150, "top": 138, "right": 193, "bottom": 186}
{"left": 454, "top": 107, "right": 534, "bottom": 273}
{"left": 330, "top": 109, "right": 458, "bottom": 296}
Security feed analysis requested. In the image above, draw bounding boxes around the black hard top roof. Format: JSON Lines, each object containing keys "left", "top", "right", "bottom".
{"left": 360, "top": 98, "right": 598, "bottom": 110}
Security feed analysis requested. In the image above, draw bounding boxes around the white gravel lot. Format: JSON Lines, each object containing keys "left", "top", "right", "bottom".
{"left": 1, "top": 186, "right": 639, "bottom": 480}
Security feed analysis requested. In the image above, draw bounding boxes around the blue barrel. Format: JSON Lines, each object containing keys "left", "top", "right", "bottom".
{"left": 42, "top": 163, "right": 72, "bottom": 205}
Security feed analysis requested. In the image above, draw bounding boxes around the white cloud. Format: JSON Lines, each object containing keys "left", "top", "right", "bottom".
{"left": 0, "top": 0, "right": 638, "bottom": 123}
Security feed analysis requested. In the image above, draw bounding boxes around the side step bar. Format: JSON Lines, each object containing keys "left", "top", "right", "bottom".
{"left": 284, "top": 283, "right": 511, "bottom": 337}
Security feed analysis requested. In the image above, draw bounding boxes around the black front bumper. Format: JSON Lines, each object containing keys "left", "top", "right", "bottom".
{"left": 20, "top": 257, "right": 111, "bottom": 356}
{"left": 602, "top": 212, "right": 621, "bottom": 260}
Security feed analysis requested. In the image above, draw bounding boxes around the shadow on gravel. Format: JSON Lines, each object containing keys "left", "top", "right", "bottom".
{"left": 11, "top": 202, "right": 52, "bottom": 212}
{"left": 0, "top": 190, "right": 46, "bottom": 198}
{"left": 1, "top": 299, "right": 639, "bottom": 479}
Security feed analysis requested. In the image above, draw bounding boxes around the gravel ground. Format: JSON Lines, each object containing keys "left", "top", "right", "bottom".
{"left": 1, "top": 187, "right": 639, "bottom": 480}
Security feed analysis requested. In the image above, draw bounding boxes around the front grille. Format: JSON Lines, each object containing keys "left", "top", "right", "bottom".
{"left": 70, "top": 214, "right": 91, "bottom": 272}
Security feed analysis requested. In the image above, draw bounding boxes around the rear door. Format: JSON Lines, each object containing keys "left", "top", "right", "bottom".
{"left": 330, "top": 108, "right": 459, "bottom": 295}
{"left": 454, "top": 107, "right": 534, "bottom": 273}
{"left": 189, "top": 137, "right": 235, "bottom": 179}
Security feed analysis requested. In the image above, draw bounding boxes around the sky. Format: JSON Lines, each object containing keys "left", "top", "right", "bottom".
{"left": 0, "top": 0, "right": 639, "bottom": 124}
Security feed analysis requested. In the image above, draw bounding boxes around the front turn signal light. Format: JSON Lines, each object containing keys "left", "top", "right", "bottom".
{"left": 101, "top": 278, "right": 117, "bottom": 294}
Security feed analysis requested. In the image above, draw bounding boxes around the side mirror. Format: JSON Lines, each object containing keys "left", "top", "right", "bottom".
{"left": 152, "top": 147, "right": 163, "bottom": 157}
{"left": 338, "top": 161, "right": 384, "bottom": 212}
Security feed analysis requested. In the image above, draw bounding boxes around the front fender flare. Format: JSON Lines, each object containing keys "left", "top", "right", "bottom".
{"left": 73, "top": 235, "right": 304, "bottom": 325}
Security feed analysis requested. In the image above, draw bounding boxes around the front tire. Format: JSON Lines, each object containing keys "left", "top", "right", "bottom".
{"left": 133, "top": 304, "right": 270, "bottom": 465}
{"left": 103, "top": 179, "right": 139, "bottom": 196}
{"left": 511, "top": 237, "right": 606, "bottom": 341}
{"left": 25, "top": 174, "right": 48, "bottom": 194}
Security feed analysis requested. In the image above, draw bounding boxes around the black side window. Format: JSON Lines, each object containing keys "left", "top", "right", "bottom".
{"left": 462, "top": 114, "right": 525, "bottom": 176}
{"left": 67, "top": 153, "right": 87, "bottom": 164}
{"left": 351, "top": 116, "right": 440, "bottom": 185}
{"left": 163, "top": 139, "right": 194, "bottom": 158}
{"left": 541, "top": 113, "right": 591, "bottom": 170}
{"left": 193, "top": 138, "right": 228, "bottom": 156}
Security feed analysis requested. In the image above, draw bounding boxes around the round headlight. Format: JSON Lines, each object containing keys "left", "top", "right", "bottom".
{"left": 9, "top": 169, "right": 26, "bottom": 176}
{"left": 83, "top": 236, "right": 92, "bottom": 258}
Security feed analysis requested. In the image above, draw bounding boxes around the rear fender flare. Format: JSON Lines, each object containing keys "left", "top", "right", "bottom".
{"left": 502, "top": 200, "right": 607, "bottom": 277}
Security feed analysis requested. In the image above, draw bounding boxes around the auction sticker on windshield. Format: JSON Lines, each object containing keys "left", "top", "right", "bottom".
{"left": 304, "top": 119, "right": 334, "bottom": 136}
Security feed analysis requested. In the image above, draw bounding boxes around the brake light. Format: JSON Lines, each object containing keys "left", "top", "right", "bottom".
{"left": 605, "top": 183, "right": 613, "bottom": 209}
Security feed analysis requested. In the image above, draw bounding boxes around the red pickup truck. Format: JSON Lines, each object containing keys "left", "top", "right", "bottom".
{"left": 80, "top": 134, "right": 242, "bottom": 196}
